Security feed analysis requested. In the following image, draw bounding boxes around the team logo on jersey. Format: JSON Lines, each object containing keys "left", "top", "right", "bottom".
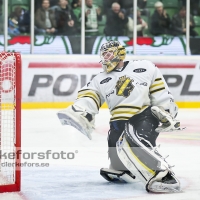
{"left": 115, "top": 76, "right": 134, "bottom": 97}
{"left": 133, "top": 68, "right": 146, "bottom": 73}
{"left": 100, "top": 77, "right": 112, "bottom": 84}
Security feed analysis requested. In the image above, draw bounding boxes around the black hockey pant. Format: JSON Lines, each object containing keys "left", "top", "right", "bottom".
{"left": 108, "top": 106, "right": 159, "bottom": 171}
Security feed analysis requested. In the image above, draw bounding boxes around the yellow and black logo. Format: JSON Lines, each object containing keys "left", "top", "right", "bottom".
{"left": 115, "top": 76, "right": 134, "bottom": 97}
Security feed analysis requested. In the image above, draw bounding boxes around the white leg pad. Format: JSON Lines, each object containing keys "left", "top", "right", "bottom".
{"left": 116, "top": 123, "right": 181, "bottom": 193}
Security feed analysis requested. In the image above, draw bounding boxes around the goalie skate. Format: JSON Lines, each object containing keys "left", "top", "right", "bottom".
{"left": 147, "top": 172, "right": 181, "bottom": 193}
{"left": 100, "top": 168, "right": 138, "bottom": 183}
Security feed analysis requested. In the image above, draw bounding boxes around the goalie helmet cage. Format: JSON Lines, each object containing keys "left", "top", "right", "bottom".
{"left": 0, "top": 52, "right": 21, "bottom": 193}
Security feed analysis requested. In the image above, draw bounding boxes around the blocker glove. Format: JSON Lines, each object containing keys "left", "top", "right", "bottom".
{"left": 57, "top": 104, "right": 95, "bottom": 140}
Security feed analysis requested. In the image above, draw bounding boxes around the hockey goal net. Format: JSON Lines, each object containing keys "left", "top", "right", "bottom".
{"left": 0, "top": 52, "right": 21, "bottom": 193}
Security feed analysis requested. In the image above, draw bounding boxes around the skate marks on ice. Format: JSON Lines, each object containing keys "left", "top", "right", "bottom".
{"left": 21, "top": 166, "right": 144, "bottom": 200}
{"left": 20, "top": 166, "right": 190, "bottom": 200}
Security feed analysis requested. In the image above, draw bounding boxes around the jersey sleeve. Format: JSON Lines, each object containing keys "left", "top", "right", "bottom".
{"left": 148, "top": 62, "right": 175, "bottom": 111}
{"left": 74, "top": 76, "right": 105, "bottom": 115}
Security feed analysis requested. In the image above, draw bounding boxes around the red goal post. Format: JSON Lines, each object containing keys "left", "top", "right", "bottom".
{"left": 0, "top": 52, "right": 21, "bottom": 192}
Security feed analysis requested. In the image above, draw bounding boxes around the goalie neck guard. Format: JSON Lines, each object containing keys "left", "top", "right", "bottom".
{"left": 100, "top": 40, "right": 126, "bottom": 73}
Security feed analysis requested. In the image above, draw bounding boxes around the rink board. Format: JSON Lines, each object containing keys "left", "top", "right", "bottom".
{"left": 10, "top": 55, "right": 200, "bottom": 108}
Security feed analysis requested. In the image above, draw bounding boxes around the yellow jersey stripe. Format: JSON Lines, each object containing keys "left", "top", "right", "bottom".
{"left": 111, "top": 105, "right": 141, "bottom": 111}
{"left": 155, "top": 78, "right": 162, "bottom": 81}
{"left": 150, "top": 82, "right": 165, "bottom": 90}
{"left": 111, "top": 111, "right": 138, "bottom": 115}
{"left": 78, "top": 90, "right": 101, "bottom": 106}
{"left": 78, "top": 93, "right": 100, "bottom": 106}
{"left": 77, "top": 95, "right": 99, "bottom": 110}
{"left": 150, "top": 87, "right": 165, "bottom": 94}
{"left": 110, "top": 106, "right": 148, "bottom": 121}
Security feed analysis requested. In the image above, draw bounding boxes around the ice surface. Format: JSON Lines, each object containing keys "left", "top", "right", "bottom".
{"left": 0, "top": 108, "right": 200, "bottom": 200}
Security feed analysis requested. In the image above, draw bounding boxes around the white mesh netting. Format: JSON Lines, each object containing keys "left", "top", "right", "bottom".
{"left": 0, "top": 52, "right": 16, "bottom": 185}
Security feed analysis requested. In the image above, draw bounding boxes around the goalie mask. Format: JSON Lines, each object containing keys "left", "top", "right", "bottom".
{"left": 100, "top": 41, "right": 126, "bottom": 73}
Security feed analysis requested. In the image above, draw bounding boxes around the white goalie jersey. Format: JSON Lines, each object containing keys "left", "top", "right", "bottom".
{"left": 74, "top": 60, "right": 176, "bottom": 122}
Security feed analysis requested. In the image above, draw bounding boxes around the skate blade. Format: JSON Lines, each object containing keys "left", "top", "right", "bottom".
{"left": 149, "top": 186, "right": 182, "bottom": 193}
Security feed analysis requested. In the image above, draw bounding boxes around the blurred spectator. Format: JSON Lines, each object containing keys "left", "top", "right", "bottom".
{"left": 103, "top": 0, "right": 123, "bottom": 15}
{"left": 104, "top": 2, "right": 128, "bottom": 36}
{"left": 19, "top": 9, "right": 31, "bottom": 33}
{"left": 50, "top": 0, "right": 59, "bottom": 6}
{"left": 53, "top": 0, "right": 78, "bottom": 35}
{"left": 127, "top": 7, "right": 148, "bottom": 37}
{"left": 133, "top": 8, "right": 148, "bottom": 36}
{"left": 8, "top": 17, "right": 20, "bottom": 35}
{"left": 190, "top": 0, "right": 200, "bottom": 16}
{"left": 138, "top": 0, "right": 147, "bottom": 9}
{"left": 35, "top": 0, "right": 58, "bottom": 11}
{"left": 8, "top": 6, "right": 21, "bottom": 35}
{"left": 120, "top": 0, "right": 133, "bottom": 10}
{"left": 8, "top": 6, "right": 30, "bottom": 35}
{"left": 138, "top": 0, "right": 149, "bottom": 16}
{"left": 85, "top": 0, "right": 102, "bottom": 35}
{"left": 103, "top": 0, "right": 149, "bottom": 16}
{"left": 72, "top": 0, "right": 82, "bottom": 28}
{"left": 71, "top": 0, "right": 80, "bottom": 9}
{"left": 150, "top": 1, "right": 171, "bottom": 36}
{"left": 0, "top": 18, "right": 3, "bottom": 35}
{"left": 120, "top": 0, "right": 149, "bottom": 17}
{"left": 35, "top": 0, "right": 57, "bottom": 34}
{"left": 0, "top": 0, "right": 2, "bottom": 16}
{"left": 121, "top": 0, "right": 133, "bottom": 17}
{"left": 119, "top": 0, "right": 150, "bottom": 19}
{"left": 171, "top": 6, "right": 198, "bottom": 37}
{"left": 179, "top": 0, "right": 200, "bottom": 16}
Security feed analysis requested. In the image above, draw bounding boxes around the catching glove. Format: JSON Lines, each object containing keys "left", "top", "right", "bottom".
{"left": 151, "top": 106, "right": 185, "bottom": 132}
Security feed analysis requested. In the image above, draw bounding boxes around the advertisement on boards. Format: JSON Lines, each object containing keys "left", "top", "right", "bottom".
{"left": 18, "top": 55, "right": 200, "bottom": 108}
{"left": 1, "top": 55, "right": 199, "bottom": 108}
{"left": 0, "top": 35, "right": 191, "bottom": 55}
